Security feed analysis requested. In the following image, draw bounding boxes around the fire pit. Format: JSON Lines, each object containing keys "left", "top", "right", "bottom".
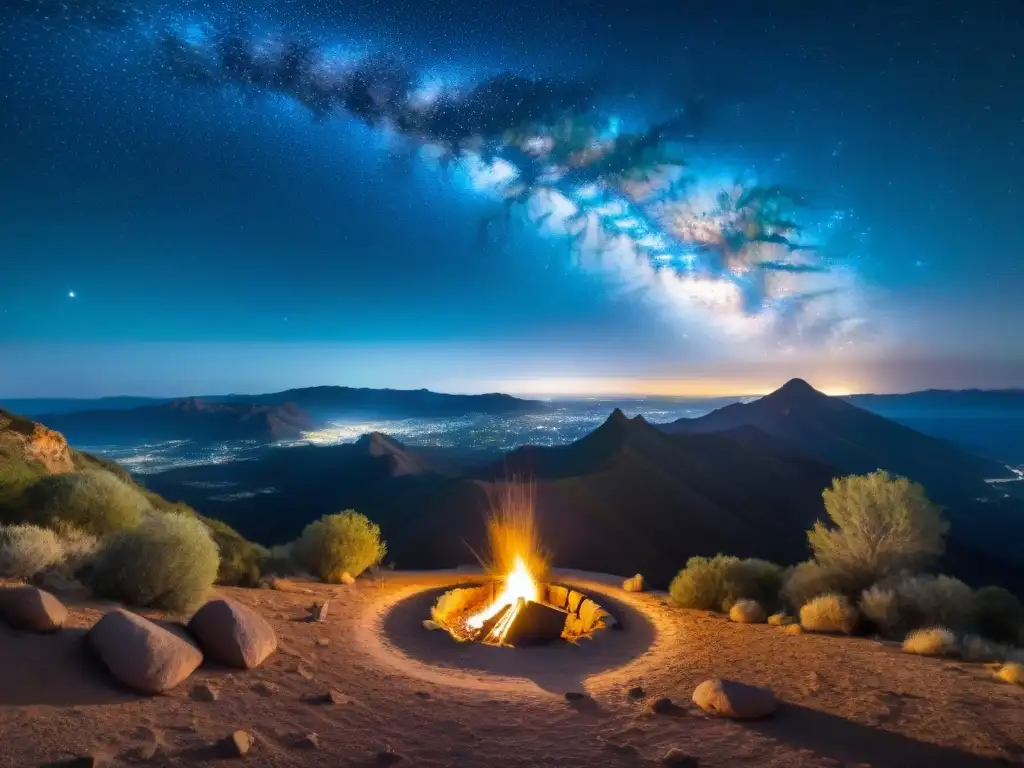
{"left": 430, "top": 557, "right": 617, "bottom": 646}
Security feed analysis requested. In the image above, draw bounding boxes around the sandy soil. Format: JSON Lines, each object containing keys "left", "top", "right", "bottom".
{"left": 1, "top": 570, "right": 1022, "bottom": 767}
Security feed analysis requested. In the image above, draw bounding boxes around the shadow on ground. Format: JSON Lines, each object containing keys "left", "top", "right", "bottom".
{"left": 380, "top": 579, "right": 654, "bottom": 696}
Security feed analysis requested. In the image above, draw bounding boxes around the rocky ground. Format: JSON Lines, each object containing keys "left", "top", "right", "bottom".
{"left": 0, "top": 570, "right": 1022, "bottom": 767}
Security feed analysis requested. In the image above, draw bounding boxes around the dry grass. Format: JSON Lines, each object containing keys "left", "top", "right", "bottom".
{"left": 0, "top": 524, "right": 63, "bottom": 579}
{"left": 800, "top": 593, "right": 857, "bottom": 634}
{"left": 729, "top": 599, "right": 765, "bottom": 624}
{"left": 768, "top": 612, "right": 794, "bottom": 626}
{"left": 783, "top": 623, "right": 803, "bottom": 635}
{"left": 994, "top": 662, "right": 1023, "bottom": 685}
{"left": 902, "top": 627, "right": 958, "bottom": 657}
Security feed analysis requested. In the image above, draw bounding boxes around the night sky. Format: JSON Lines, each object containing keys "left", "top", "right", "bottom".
{"left": 1, "top": 0, "right": 1022, "bottom": 397}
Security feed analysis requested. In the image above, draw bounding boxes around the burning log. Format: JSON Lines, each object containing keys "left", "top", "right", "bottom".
{"left": 501, "top": 599, "right": 569, "bottom": 646}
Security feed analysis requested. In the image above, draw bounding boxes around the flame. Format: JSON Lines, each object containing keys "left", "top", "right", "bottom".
{"left": 465, "top": 555, "right": 539, "bottom": 643}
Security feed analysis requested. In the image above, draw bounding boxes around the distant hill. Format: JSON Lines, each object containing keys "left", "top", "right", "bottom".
{"left": 662, "top": 379, "right": 1014, "bottom": 502}
{"left": 3, "top": 386, "right": 547, "bottom": 421}
{"left": 35, "top": 398, "right": 313, "bottom": 445}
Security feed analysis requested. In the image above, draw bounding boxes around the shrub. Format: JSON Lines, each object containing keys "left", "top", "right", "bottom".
{"left": 292, "top": 510, "right": 386, "bottom": 583}
{"left": 768, "top": 612, "right": 794, "bottom": 626}
{"left": 729, "top": 599, "right": 765, "bottom": 624}
{"left": 200, "top": 516, "right": 269, "bottom": 587}
{"left": 669, "top": 555, "right": 783, "bottom": 612}
{"left": 810, "top": 471, "right": 948, "bottom": 589}
{"left": 894, "top": 574, "right": 974, "bottom": 632}
{"left": 995, "top": 662, "right": 1023, "bottom": 685}
{"left": 88, "top": 513, "right": 219, "bottom": 612}
{"left": 961, "top": 634, "right": 1011, "bottom": 663}
{"left": 903, "top": 627, "right": 958, "bottom": 657}
{"left": 0, "top": 524, "right": 63, "bottom": 579}
{"left": 859, "top": 585, "right": 900, "bottom": 637}
{"left": 782, "top": 560, "right": 847, "bottom": 609}
{"left": 69, "top": 449, "right": 134, "bottom": 484}
{"left": 800, "top": 594, "right": 858, "bottom": 634}
{"left": 20, "top": 470, "right": 150, "bottom": 535}
{"left": 51, "top": 521, "right": 99, "bottom": 574}
{"left": 973, "top": 586, "right": 1024, "bottom": 644}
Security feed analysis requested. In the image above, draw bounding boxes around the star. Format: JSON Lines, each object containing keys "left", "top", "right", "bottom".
{"left": 68, "top": 291, "right": 76, "bottom": 298}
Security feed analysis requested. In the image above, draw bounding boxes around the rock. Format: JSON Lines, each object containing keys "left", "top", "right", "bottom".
{"left": 627, "top": 686, "right": 646, "bottom": 699}
{"left": 295, "top": 733, "right": 320, "bottom": 749}
{"left": 297, "top": 663, "right": 314, "bottom": 680}
{"left": 0, "top": 586, "right": 68, "bottom": 632}
{"left": 316, "top": 638, "right": 330, "bottom": 647}
{"left": 308, "top": 600, "right": 330, "bottom": 623}
{"left": 623, "top": 573, "right": 644, "bottom": 593}
{"left": 252, "top": 680, "right": 278, "bottom": 696}
{"left": 324, "top": 689, "right": 349, "bottom": 705}
{"left": 662, "top": 748, "right": 700, "bottom": 766}
{"left": 422, "top": 619, "right": 443, "bottom": 631}
{"left": 605, "top": 742, "right": 638, "bottom": 756}
{"left": 691, "top": 678, "right": 778, "bottom": 720}
{"left": 188, "top": 599, "right": 277, "bottom": 670}
{"left": 221, "top": 731, "right": 252, "bottom": 758}
{"left": 649, "top": 696, "right": 682, "bottom": 715}
{"left": 88, "top": 609, "right": 202, "bottom": 694}
{"left": 414, "top": 690, "right": 430, "bottom": 699}
{"left": 34, "top": 571, "right": 91, "bottom": 601}
{"left": 564, "top": 691, "right": 587, "bottom": 702}
{"left": 340, "top": 572, "right": 356, "bottom": 585}
{"left": 376, "top": 748, "right": 405, "bottom": 765}
{"left": 190, "top": 682, "right": 219, "bottom": 702}
{"left": 729, "top": 599, "right": 766, "bottom": 624}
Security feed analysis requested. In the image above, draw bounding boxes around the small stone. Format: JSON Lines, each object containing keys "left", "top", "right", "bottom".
{"left": 190, "top": 682, "right": 219, "bottom": 702}
{"left": 376, "top": 748, "right": 405, "bottom": 765}
{"left": 297, "top": 664, "right": 314, "bottom": 680}
{"left": 422, "top": 619, "right": 442, "bottom": 631}
{"left": 605, "top": 742, "right": 638, "bottom": 756}
{"left": 662, "top": 748, "right": 700, "bottom": 766}
{"left": 340, "top": 572, "right": 356, "bottom": 585}
{"left": 222, "top": 730, "right": 252, "bottom": 758}
{"left": 627, "top": 686, "right": 646, "bottom": 699}
{"left": 252, "top": 681, "right": 278, "bottom": 697}
{"left": 295, "top": 733, "right": 320, "bottom": 749}
{"left": 622, "top": 573, "right": 644, "bottom": 593}
{"left": 414, "top": 691, "right": 430, "bottom": 699}
{"left": 564, "top": 691, "right": 586, "bottom": 702}
{"left": 316, "top": 638, "right": 330, "bottom": 647}
{"left": 650, "top": 696, "right": 681, "bottom": 715}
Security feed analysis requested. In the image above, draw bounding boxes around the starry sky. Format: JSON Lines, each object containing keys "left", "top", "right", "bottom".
{"left": 1, "top": 0, "right": 1022, "bottom": 398}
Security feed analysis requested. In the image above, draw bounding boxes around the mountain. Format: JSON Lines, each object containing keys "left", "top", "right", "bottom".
{"left": 35, "top": 398, "right": 313, "bottom": 445}
{"left": 842, "top": 389, "right": 1024, "bottom": 464}
{"left": 662, "top": 379, "right": 1014, "bottom": 502}
{"left": 472, "top": 409, "right": 839, "bottom": 584}
{"left": 3, "top": 386, "right": 548, "bottom": 421}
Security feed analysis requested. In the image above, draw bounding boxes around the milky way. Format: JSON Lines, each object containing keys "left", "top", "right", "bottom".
{"left": 6, "top": 0, "right": 867, "bottom": 346}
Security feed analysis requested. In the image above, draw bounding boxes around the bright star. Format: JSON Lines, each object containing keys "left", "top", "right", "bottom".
{"left": 68, "top": 291, "right": 76, "bottom": 298}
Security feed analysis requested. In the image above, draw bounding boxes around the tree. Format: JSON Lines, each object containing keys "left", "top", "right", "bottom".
{"left": 809, "top": 471, "right": 948, "bottom": 589}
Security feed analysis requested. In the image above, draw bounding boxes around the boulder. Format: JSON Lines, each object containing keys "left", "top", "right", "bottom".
{"left": 691, "top": 678, "right": 778, "bottom": 719}
{"left": 188, "top": 599, "right": 277, "bottom": 669}
{"left": 729, "top": 599, "right": 765, "bottom": 624}
{"left": 88, "top": 609, "right": 202, "bottom": 694}
{"left": 0, "top": 585, "right": 68, "bottom": 632}
{"left": 623, "top": 573, "right": 644, "bottom": 593}
{"left": 221, "top": 731, "right": 252, "bottom": 758}
{"left": 662, "top": 748, "right": 699, "bottom": 766}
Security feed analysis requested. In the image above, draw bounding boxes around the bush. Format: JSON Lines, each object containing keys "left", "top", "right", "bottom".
{"left": 69, "top": 449, "right": 134, "bottom": 484}
{"left": 88, "top": 513, "right": 219, "bottom": 612}
{"left": 768, "top": 612, "right": 794, "bottom": 626}
{"left": 995, "top": 662, "right": 1023, "bottom": 685}
{"left": 800, "top": 594, "right": 858, "bottom": 634}
{"left": 51, "top": 522, "right": 99, "bottom": 574}
{"left": 859, "top": 584, "right": 900, "bottom": 637}
{"left": 20, "top": 470, "right": 150, "bottom": 535}
{"left": 973, "top": 586, "right": 1024, "bottom": 644}
{"left": 292, "top": 510, "right": 386, "bottom": 584}
{"left": 729, "top": 599, "right": 765, "bottom": 624}
{"left": 903, "top": 627, "right": 958, "bottom": 657}
{"left": 961, "top": 634, "right": 1011, "bottom": 663}
{"left": 0, "top": 524, "right": 63, "bottom": 579}
{"left": 810, "top": 471, "right": 948, "bottom": 590}
{"left": 782, "top": 560, "right": 847, "bottom": 609}
{"left": 200, "top": 516, "right": 269, "bottom": 587}
{"left": 898, "top": 574, "right": 974, "bottom": 631}
{"left": 669, "top": 555, "right": 783, "bottom": 612}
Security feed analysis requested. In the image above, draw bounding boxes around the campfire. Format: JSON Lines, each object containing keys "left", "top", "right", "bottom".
{"left": 429, "top": 481, "right": 615, "bottom": 646}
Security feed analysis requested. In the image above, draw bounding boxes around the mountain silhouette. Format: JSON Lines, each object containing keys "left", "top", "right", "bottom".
{"left": 662, "top": 378, "right": 1013, "bottom": 502}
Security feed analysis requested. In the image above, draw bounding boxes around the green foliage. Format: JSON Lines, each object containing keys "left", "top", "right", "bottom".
{"left": 859, "top": 584, "right": 900, "bottom": 637}
{"left": 19, "top": 470, "right": 150, "bottom": 535}
{"left": 0, "top": 444, "right": 46, "bottom": 517}
{"left": 669, "top": 555, "right": 784, "bottom": 611}
{"left": 88, "top": 512, "right": 220, "bottom": 612}
{"left": 858, "top": 574, "right": 974, "bottom": 638}
{"left": 200, "top": 515, "right": 269, "bottom": 586}
{"left": 0, "top": 523, "right": 63, "bottom": 579}
{"left": 973, "top": 586, "right": 1024, "bottom": 644}
{"left": 292, "top": 510, "right": 386, "bottom": 583}
{"left": 799, "top": 593, "right": 858, "bottom": 634}
{"left": 810, "top": 471, "right": 948, "bottom": 590}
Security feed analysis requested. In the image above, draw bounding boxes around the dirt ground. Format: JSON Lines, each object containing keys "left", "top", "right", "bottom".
{"left": 1, "top": 570, "right": 1021, "bottom": 767}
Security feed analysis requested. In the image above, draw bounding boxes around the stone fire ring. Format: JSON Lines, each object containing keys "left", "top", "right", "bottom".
{"left": 353, "top": 570, "right": 658, "bottom": 696}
